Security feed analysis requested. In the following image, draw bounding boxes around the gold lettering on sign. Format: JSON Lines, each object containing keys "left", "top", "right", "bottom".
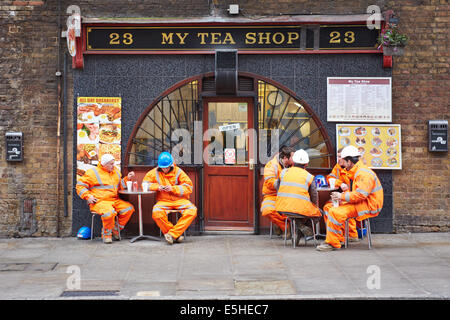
{"left": 197, "top": 33, "right": 208, "bottom": 44}
{"left": 287, "top": 32, "right": 299, "bottom": 44}
{"left": 161, "top": 33, "right": 174, "bottom": 44}
{"left": 245, "top": 32, "right": 257, "bottom": 44}
{"left": 223, "top": 32, "right": 236, "bottom": 44}
{"left": 176, "top": 33, "right": 189, "bottom": 44}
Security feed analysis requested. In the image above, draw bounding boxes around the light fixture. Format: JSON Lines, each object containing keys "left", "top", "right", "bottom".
{"left": 227, "top": 4, "right": 239, "bottom": 15}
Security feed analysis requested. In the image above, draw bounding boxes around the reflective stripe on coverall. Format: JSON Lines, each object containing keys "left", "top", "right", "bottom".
{"left": 261, "top": 155, "right": 288, "bottom": 232}
{"left": 76, "top": 163, "right": 135, "bottom": 240}
{"left": 324, "top": 160, "right": 383, "bottom": 248}
{"left": 323, "top": 163, "right": 357, "bottom": 238}
{"left": 275, "top": 167, "right": 321, "bottom": 217}
{"left": 143, "top": 165, "right": 197, "bottom": 239}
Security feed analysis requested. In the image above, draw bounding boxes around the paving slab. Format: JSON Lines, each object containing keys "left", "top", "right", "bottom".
{"left": 0, "top": 233, "right": 449, "bottom": 300}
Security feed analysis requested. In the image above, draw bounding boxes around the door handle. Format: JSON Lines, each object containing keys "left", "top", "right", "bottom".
{"left": 249, "top": 158, "right": 255, "bottom": 170}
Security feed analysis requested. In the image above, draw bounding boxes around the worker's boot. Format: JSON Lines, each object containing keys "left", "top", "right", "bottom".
{"left": 176, "top": 235, "right": 185, "bottom": 243}
{"left": 164, "top": 233, "right": 174, "bottom": 245}
{"left": 103, "top": 236, "right": 112, "bottom": 244}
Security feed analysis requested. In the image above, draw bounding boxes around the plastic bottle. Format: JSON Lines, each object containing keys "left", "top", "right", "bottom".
{"left": 133, "top": 181, "right": 138, "bottom": 191}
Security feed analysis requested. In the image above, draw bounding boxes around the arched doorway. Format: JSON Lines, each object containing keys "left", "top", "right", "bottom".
{"left": 124, "top": 72, "right": 333, "bottom": 234}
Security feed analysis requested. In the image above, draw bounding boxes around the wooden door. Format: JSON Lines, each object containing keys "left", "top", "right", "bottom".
{"left": 203, "top": 98, "right": 255, "bottom": 231}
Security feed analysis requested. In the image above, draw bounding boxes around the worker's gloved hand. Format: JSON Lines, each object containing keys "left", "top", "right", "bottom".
{"left": 340, "top": 183, "right": 349, "bottom": 191}
{"left": 331, "top": 192, "right": 342, "bottom": 201}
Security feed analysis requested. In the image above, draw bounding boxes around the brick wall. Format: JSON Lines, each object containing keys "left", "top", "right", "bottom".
{"left": 0, "top": 0, "right": 448, "bottom": 237}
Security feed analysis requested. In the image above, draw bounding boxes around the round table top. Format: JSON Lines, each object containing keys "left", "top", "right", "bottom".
{"left": 118, "top": 189, "right": 156, "bottom": 195}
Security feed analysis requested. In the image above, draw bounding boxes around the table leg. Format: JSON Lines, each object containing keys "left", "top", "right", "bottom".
{"left": 130, "top": 194, "right": 160, "bottom": 243}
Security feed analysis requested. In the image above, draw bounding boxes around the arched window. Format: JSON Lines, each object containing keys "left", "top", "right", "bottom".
{"left": 127, "top": 75, "right": 332, "bottom": 169}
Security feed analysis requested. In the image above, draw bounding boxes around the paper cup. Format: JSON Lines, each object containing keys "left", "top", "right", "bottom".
{"left": 142, "top": 182, "right": 149, "bottom": 192}
{"left": 329, "top": 178, "right": 336, "bottom": 189}
{"left": 126, "top": 181, "right": 133, "bottom": 191}
{"left": 332, "top": 199, "right": 339, "bottom": 207}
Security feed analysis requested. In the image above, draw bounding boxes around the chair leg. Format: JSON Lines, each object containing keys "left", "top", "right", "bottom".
{"left": 284, "top": 218, "right": 288, "bottom": 246}
{"left": 269, "top": 221, "right": 273, "bottom": 239}
{"left": 311, "top": 219, "right": 317, "bottom": 247}
{"left": 344, "top": 219, "right": 349, "bottom": 248}
{"left": 366, "top": 219, "right": 372, "bottom": 250}
{"left": 292, "top": 219, "right": 296, "bottom": 248}
{"left": 91, "top": 214, "right": 95, "bottom": 240}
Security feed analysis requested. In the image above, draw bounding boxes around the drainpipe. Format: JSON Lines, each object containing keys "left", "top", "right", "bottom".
{"left": 55, "top": 0, "right": 62, "bottom": 236}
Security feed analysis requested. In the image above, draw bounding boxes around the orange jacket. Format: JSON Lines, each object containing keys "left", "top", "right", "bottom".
{"left": 326, "top": 164, "right": 350, "bottom": 188}
{"left": 76, "top": 163, "right": 128, "bottom": 201}
{"left": 340, "top": 160, "right": 384, "bottom": 220}
{"left": 275, "top": 166, "right": 321, "bottom": 217}
{"left": 142, "top": 165, "right": 193, "bottom": 202}
{"left": 262, "top": 155, "right": 283, "bottom": 197}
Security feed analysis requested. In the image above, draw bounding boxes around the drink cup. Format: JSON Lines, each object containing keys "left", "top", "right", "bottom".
{"left": 126, "top": 181, "right": 133, "bottom": 191}
{"left": 329, "top": 178, "right": 336, "bottom": 190}
{"left": 142, "top": 182, "right": 149, "bottom": 192}
{"left": 332, "top": 199, "right": 339, "bottom": 207}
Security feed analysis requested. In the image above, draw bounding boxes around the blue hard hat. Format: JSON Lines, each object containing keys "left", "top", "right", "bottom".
{"left": 157, "top": 152, "right": 173, "bottom": 168}
{"left": 77, "top": 226, "right": 91, "bottom": 240}
{"left": 315, "top": 175, "right": 328, "bottom": 188}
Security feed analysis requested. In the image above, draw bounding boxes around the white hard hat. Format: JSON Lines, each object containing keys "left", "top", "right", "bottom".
{"left": 100, "top": 153, "right": 115, "bottom": 166}
{"left": 292, "top": 149, "right": 309, "bottom": 164}
{"left": 340, "top": 145, "right": 360, "bottom": 158}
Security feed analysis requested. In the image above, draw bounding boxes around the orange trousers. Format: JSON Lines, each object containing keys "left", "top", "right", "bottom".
{"left": 152, "top": 199, "right": 197, "bottom": 239}
{"left": 323, "top": 201, "right": 358, "bottom": 239}
{"left": 261, "top": 195, "right": 288, "bottom": 232}
{"left": 323, "top": 203, "right": 360, "bottom": 248}
{"left": 90, "top": 199, "right": 135, "bottom": 239}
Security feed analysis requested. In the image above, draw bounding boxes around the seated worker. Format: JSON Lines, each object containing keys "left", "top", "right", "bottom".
{"left": 275, "top": 149, "right": 321, "bottom": 245}
{"left": 143, "top": 152, "right": 197, "bottom": 245}
{"left": 261, "top": 146, "right": 294, "bottom": 237}
{"left": 76, "top": 154, "right": 135, "bottom": 244}
{"left": 317, "top": 146, "right": 383, "bottom": 252}
{"left": 323, "top": 148, "right": 359, "bottom": 243}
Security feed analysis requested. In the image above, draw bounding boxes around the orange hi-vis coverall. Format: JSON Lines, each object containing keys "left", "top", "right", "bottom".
{"left": 76, "top": 163, "right": 135, "bottom": 240}
{"left": 143, "top": 165, "right": 197, "bottom": 240}
{"left": 324, "top": 160, "right": 383, "bottom": 248}
{"left": 323, "top": 163, "right": 358, "bottom": 239}
{"left": 261, "top": 155, "right": 288, "bottom": 232}
{"left": 275, "top": 167, "right": 321, "bottom": 217}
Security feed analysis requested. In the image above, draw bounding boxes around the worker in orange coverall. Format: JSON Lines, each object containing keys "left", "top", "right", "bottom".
{"left": 261, "top": 146, "right": 294, "bottom": 237}
{"left": 317, "top": 146, "right": 383, "bottom": 251}
{"left": 76, "top": 154, "right": 135, "bottom": 244}
{"left": 143, "top": 152, "right": 197, "bottom": 245}
{"left": 323, "top": 147, "right": 359, "bottom": 242}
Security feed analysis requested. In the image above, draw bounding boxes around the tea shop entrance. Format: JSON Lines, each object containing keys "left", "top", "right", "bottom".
{"left": 125, "top": 73, "right": 334, "bottom": 234}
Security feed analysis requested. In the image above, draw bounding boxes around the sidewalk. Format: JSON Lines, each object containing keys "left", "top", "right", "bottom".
{"left": 0, "top": 232, "right": 449, "bottom": 299}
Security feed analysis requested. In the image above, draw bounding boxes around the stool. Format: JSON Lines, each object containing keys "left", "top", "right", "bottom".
{"left": 159, "top": 210, "right": 187, "bottom": 238}
{"left": 279, "top": 212, "right": 321, "bottom": 248}
{"left": 91, "top": 213, "right": 121, "bottom": 241}
{"left": 345, "top": 217, "right": 372, "bottom": 249}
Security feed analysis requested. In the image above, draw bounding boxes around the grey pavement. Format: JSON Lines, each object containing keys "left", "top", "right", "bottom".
{"left": 0, "top": 232, "right": 449, "bottom": 300}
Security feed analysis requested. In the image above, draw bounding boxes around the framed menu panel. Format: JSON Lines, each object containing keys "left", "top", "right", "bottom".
{"left": 76, "top": 97, "right": 122, "bottom": 179}
{"left": 327, "top": 77, "right": 392, "bottom": 122}
{"left": 336, "top": 124, "right": 402, "bottom": 170}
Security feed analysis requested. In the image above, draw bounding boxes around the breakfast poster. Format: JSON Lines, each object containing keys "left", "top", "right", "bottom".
{"left": 336, "top": 124, "right": 402, "bottom": 170}
{"left": 76, "top": 97, "right": 122, "bottom": 179}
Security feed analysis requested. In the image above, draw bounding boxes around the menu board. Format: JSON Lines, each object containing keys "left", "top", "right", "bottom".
{"left": 76, "top": 97, "right": 122, "bottom": 179}
{"left": 336, "top": 124, "right": 402, "bottom": 170}
{"left": 327, "top": 77, "right": 392, "bottom": 122}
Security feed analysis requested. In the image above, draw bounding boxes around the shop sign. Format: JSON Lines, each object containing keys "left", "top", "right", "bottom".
{"left": 336, "top": 124, "right": 402, "bottom": 170}
{"left": 327, "top": 77, "right": 392, "bottom": 122}
{"left": 85, "top": 25, "right": 379, "bottom": 52}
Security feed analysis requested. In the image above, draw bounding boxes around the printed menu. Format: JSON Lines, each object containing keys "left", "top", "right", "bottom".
{"left": 327, "top": 77, "right": 392, "bottom": 122}
{"left": 76, "top": 97, "right": 122, "bottom": 179}
{"left": 336, "top": 124, "right": 402, "bottom": 170}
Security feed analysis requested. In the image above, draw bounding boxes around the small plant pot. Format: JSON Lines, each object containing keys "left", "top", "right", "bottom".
{"left": 383, "top": 45, "right": 405, "bottom": 56}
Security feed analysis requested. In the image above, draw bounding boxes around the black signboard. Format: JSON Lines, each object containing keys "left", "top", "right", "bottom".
{"left": 86, "top": 25, "right": 379, "bottom": 52}
{"left": 6, "top": 132, "right": 23, "bottom": 162}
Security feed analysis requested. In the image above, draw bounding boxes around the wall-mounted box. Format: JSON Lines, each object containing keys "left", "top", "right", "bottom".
{"left": 428, "top": 120, "right": 448, "bottom": 152}
{"left": 6, "top": 132, "right": 23, "bottom": 162}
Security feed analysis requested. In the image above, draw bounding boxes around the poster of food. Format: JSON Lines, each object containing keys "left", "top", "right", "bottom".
{"left": 76, "top": 97, "right": 122, "bottom": 178}
{"left": 336, "top": 124, "right": 402, "bottom": 170}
